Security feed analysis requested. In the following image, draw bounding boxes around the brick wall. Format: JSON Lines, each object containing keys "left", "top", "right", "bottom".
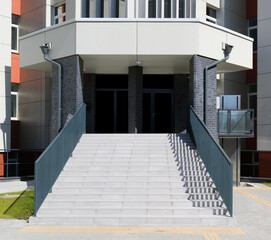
{"left": 174, "top": 74, "right": 189, "bottom": 132}
{"left": 128, "top": 66, "right": 143, "bottom": 133}
{"left": 190, "top": 55, "right": 218, "bottom": 140}
{"left": 51, "top": 55, "right": 84, "bottom": 140}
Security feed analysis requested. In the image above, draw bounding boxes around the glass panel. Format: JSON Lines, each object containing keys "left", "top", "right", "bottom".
{"left": 218, "top": 110, "right": 228, "bottom": 133}
{"left": 148, "top": 0, "right": 156, "bottom": 18}
{"left": 11, "top": 94, "right": 17, "bottom": 118}
{"left": 179, "top": 0, "right": 185, "bottom": 18}
{"left": 249, "top": 17, "right": 257, "bottom": 27}
{"left": 12, "top": 15, "right": 19, "bottom": 25}
{"left": 230, "top": 111, "right": 249, "bottom": 133}
{"left": 249, "top": 28, "right": 257, "bottom": 52}
{"left": 11, "top": 27, "right": 17, "bottom": 51}
{"left": 206, "top": 7, "right": 216, "bottom": 18}
{"left": 116, "top": 91, "right": 128, "bottom": 132}
{"left": 11, "top": 83, "right": 19, "bottom": 92}
{"left": 249, "top": 95, "right": 257, "bottom": 118}
{"left": 164, "top": 0, "right": 171, "bottom": 18}
{"left": 248, "top": 84, "right": 257, "bottom": 93}
{"left": 118, "top": 0, "right": 126, "bottom": 18}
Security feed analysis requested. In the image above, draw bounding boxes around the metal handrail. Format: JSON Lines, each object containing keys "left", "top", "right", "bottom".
{"left": 188, "top": 106, "right": 233, "bottom": 216}
{"left": 34, "top": 104, "right": 86, "bottom": 215}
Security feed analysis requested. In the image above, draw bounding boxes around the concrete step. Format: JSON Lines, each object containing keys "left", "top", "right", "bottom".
{"left": 63, "top": 166, "right": 179, "bottom": 171}
{"left": 45, "top": 193, "right": 191, "bottom": 201}
{"left": 60, "top": 171, "right": 181, "bottom": 177}
{"left": 30, "top": 214, "right": 234, "bottom": 226}
{"left": 57, "top": 176, "right": 183, "bottom": 182}
{"left": 41, "top": 199, "right": 194, "bottom": 208}
{"left": 37, "top": 207, "right": 226, "bottom": 216}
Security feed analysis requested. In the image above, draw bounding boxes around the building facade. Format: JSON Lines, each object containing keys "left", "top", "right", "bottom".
{"left": 4, "top": 0, "right": 271, "bottom": 179}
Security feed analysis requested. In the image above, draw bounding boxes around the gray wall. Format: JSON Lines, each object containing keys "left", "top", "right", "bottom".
{"left": 19, "top": 69, "right": 51, "bottom": 149}
{"left": 257, "top": 0, "right": 271, "bottom": 150}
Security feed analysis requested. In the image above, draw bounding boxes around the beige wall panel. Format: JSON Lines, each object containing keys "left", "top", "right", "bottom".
{"left": 21, "top": 0, "right": 46, "bottom": 15}
{"left": 258, "top": 19, "right": 271, "bottom": 48}
{"left": 258, "top": 0, "right": 271, "bottom": 21}
{"left": 257, "top": 125, "right": 271, "bottom": 151}
{"left": 19, "top": 79, "right": 45, "bottom": 104}
{"left": 19, "top": 126, "right": 46, "bottom": 149}
{"left": 225, "top": 0, "right": 246, "bottom": 17}
{"left": 76, "top": 22, "right": 137, "bottom": 55}
{"left": 20, "top": 5, "right": 47, "bottom": 36}
{"left": 0, "top": 124, "right": 11, "bottom": 151}
{"left": 258, "top": 46, "right": 271, "bottom": 74}
{"left": 223, "top": 10, "right": 247, "bottom": 35}
{"left": 258, "top": 74, "right": 271, "bottom": 98}
{"left": 0, "top": 96, "right": 11, "bottom": 123}
{"left": 0, "top": 45, "right": 11, "bottom": 72}
{"left": 138, "top": 23, "right": 199, "bottom": 55}
{"left": 225, "top": 33, "right": 253, "bottom": 69}
{"left": 257, "top": 98, "right": 271, "bottom": 125}
{"left": 196, "top": 1, "right": 206, "bottom": 19}
{"left": 45, "top": 23, "right": 76, "bottom": 59}
{"left": 206, "top": 0, "right": 220, "bottom": 8}
{"left": 0, "top": 16, "right": 11, "bottom": 45}
{"left": 0, "top": 72, "right": 11, "bottom": 98}
{"left": 20, "top": 33, "right": 46, "bottom": 68}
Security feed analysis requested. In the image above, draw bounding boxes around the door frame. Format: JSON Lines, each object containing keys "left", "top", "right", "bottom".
{"left": 143, "top": 89, "right": 174, "bottom": 133}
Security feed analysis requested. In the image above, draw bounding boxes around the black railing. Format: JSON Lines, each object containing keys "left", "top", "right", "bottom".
{"left": 188, "top": 106, "right": 233, "bottom": 216}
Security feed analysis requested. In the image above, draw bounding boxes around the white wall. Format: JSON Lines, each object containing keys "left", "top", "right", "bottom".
{"left": 257, "top": 0, "right": 271, "bottom": 150}
{"left": 0, "top": 0, "right": 11, "bottom": 151}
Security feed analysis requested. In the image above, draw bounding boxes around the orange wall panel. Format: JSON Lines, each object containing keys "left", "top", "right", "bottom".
{"left": 12, "top": 0, "right": 21, "bottom": 15}
{"left": 0, "top": 153, "right": 5, "bottom": 178}
{"left": 259, "top": 153, "right": 271, "bottom": 178}
{"left": 247, "top": 0, "right": 257, "bottom": 18}
{"left": 11, "top": 53, "right": 20, "bottom": 83}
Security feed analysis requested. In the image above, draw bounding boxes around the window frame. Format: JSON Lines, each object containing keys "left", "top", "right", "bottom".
{"left": 248, "top": 17, "right": 257, "bottom": 53}
{"left": 206, "top": 6, "right": 217, "bottom": 24}
{"left": 53, "top": 2, "right": 66, "bottom": 25}
{"left": 248, "top": 83, "right": 257, "bottom": 119}
{"left": 11, "top": 15, "right": 19, "bottom": 53}
{"left": 11, "top": 91, "right": 18, "bottom": 120}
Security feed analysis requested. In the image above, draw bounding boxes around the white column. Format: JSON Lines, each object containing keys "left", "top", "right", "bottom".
{"left": 161, "top": 0, "right": 164, "bottom": 18}
{"left": 127, "top": 0, "right": 136, "bottom": 18}
{"left": 176, "top": 0, "right": 179, "bottom": 18}
{"left": 145, "top": 0, "right": 148, "bottom": 18}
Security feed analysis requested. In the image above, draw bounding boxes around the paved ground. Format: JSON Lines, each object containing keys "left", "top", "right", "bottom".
{"left": 0, "top": 180, "right": 271, "bottom": 240}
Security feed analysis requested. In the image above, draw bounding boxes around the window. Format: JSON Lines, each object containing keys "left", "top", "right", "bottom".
{"left": 206, "top": 6, "right": 217, "bottom": 24}
{"left": 54, "top": 3, "right": 66, "bottom": 24}
{"left": 11, "top": 15, "right": 19, "bottom": 52}
{"left": 11, "top": 83, "right": 19, "bottom": 120}
{"left": 248, "top": 83, "right": 257, "bottom": 118}
{"left": 248, "top": 17, "right": 257, "bottom": 52}
{"left": 179, "top": 0, "right": 185, "bottom": 18}
{"left": 148, "top": 0, "right": 156, "bottom": 18}
{"left": 164, "top": 0, "right": 171, "bottom": 18}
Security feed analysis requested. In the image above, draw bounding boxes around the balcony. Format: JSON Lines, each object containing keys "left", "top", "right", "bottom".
{"left": 218, "top": 109, "right": 254, "bottom": 138}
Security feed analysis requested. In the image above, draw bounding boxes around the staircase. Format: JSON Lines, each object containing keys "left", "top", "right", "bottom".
{"left": 30, "top": 133, "right": 234, "bottom": 226}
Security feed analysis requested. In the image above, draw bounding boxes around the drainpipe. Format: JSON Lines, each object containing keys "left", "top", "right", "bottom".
{"left": 40, "top": 43, "right": 62, "bottom": 132}
{"left": 204, "top": 44, "right": 233, "bottom": 123}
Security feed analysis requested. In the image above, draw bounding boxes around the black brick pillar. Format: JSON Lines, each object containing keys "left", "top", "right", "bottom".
{"left": 83, "top": 74, "right": 96, "bottom": 133}
{"left": 174, "top": 74, "right": 189, "bottom": 133}
{"left": 51, "top": 55, "right": 84, "bottom": 140}
{"left": 190, "top": 55, "right": 217, "bottom": 139}
{"left": 128, "top": 66, "right": 143, "bottom": 133}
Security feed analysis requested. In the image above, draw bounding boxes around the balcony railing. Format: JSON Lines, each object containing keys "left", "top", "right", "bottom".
{"left": 218, "top": 109, "right": 254, "bottom": 138}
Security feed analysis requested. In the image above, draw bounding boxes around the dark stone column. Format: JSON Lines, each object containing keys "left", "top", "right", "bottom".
{"left": 83, "top": 74, "right": 96, "bottom": 133}
{"left": 51, "top": 55, "right": 84, "bottom": 140}
{"left": 174, "top": 74, "right": 189, "bottom": 133}
{"left": 190, "top": 55, "right": 217, "bottom": 139}
{"left": 128, "top": 66, "right": 143, "bottom": 133}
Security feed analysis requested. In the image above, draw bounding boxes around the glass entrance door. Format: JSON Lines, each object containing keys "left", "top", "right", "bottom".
{"left": 143, "top": 90, "right": 173, "bottom": 133}
{"left": 96, "top": 90, "right": 128, "bottom": 133}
